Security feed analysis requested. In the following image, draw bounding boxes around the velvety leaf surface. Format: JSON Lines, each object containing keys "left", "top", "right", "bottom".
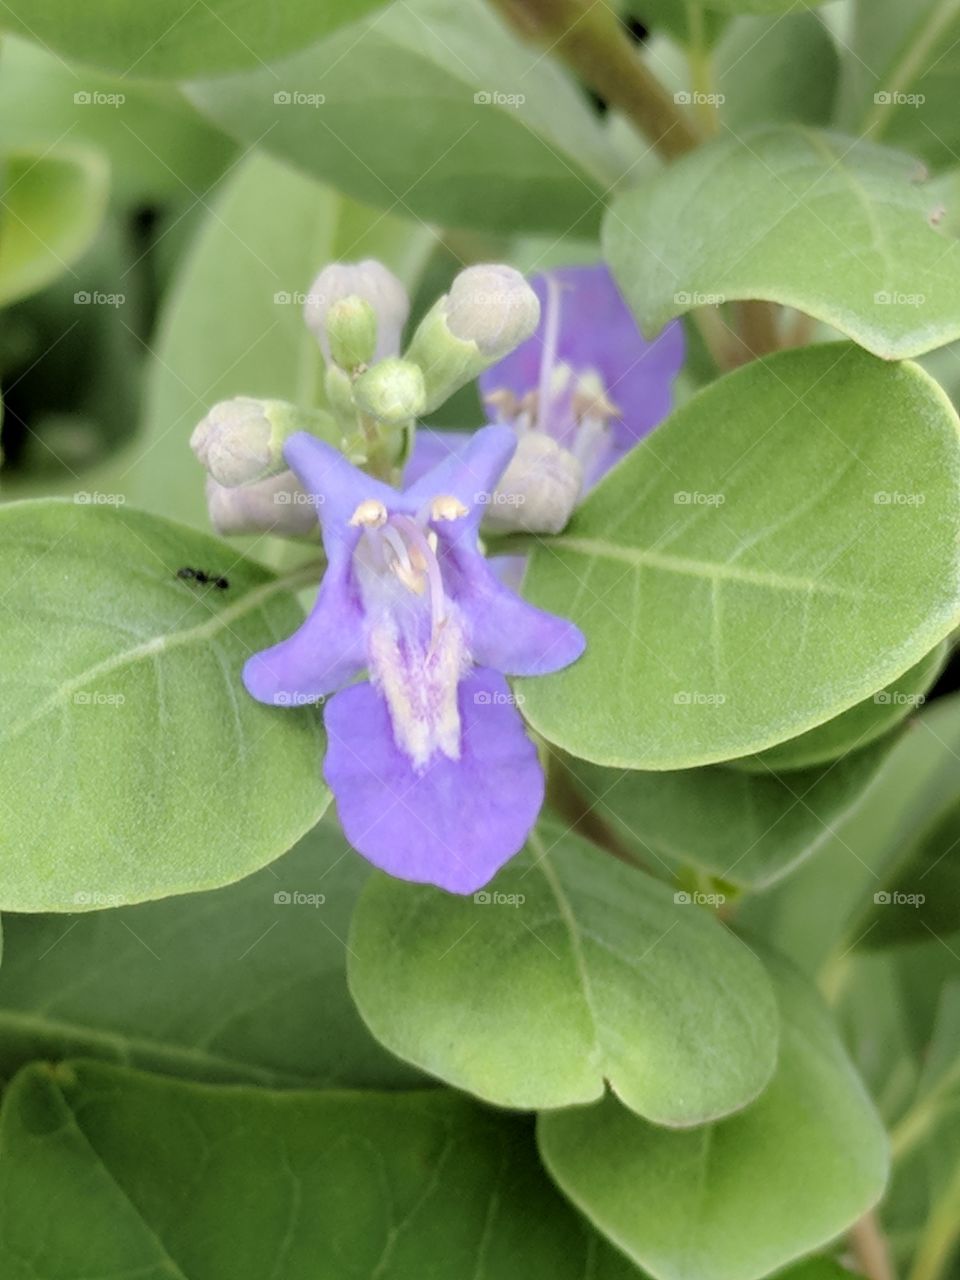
{"left": 538, "top": 955, "right": 889, "bottom": 1280}
{"left": 519, "top": 344, "right": 960, "bottom": 768}
{"left": 0, "top": 500, "right": 328, "bottom": 911}
{"left": 131, "top": 150, "right": 432, "bottom": 531}
{"left": 188, "top": 0, "right": 621, "bottom": 234}
{"left": 0, "top": 823, "right": 417, "bottom": 1089}
{"left": 0, "top": 147, "right": 108, "bottom": 306}
{"left": 732, "top": 641, "right": 946, "bottom": 772}
{"left": 0, "top": 1061, "right": 641, "bottom": 1279}
{"left": 348, "top": 820, "right": 778, "bottom": 1126}
{"left": 0, "top": 0, "right": 388, "bottom": 79}
{"left": 604, "top": 127, "right": 960, "bottom": 358}
{"left": 566, "top": 732, "right": 895, "bottom": 891}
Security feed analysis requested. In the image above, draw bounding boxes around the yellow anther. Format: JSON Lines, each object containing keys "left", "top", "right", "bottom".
{"left": 430, "top": 495, "right": 468, "bottom": 523}
{"left": 349, "top": 499, "right": 388, "bottom": 528}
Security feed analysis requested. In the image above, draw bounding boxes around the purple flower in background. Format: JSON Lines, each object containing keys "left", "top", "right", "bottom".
{"left": 410, "top": 263, "right": 685, "bottom": 504}
{"left": 481, "top": 262, "right": 684, "bottom": 482}
{"left": 243, "top": 426, "right": 584, "bottom": 894}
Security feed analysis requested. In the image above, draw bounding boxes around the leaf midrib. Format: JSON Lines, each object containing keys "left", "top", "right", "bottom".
{"left": 548, "top": 535, "right": 880, "bottom": 599}
{"left": 0, "top": 1006, "right": 318, "bottom": 1089}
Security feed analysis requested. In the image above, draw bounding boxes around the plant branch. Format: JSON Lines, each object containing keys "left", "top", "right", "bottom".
{"left": 487, "top": 0, "right": 701, "bottom": 159}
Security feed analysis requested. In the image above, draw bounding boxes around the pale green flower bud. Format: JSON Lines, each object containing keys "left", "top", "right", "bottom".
{"left": 482, "top": 434, "right": 583, "bottom": 535}
{"left": 205, "top": 472, "right": 320, "bottom": 538}
{"left": 352, "top": 357, "right": 426, "bottom": 425}
{"left": 191, "top": 397, "right": 334, "bottom": 488}
{"left": 404, "top": 264, "right": 539, "bottom": 412}
{"left": 303, "top": 260, "right": 409, "bottom": 364}
{"left": 326, "top": 295, "right": 378, "bottom": 372}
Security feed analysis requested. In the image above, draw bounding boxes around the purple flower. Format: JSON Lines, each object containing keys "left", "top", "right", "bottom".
{"left": 243, "top": 426, "right": 584, "bottom": 894}
{"left": 410, "top": 262, "right": 685, "bottom": 498}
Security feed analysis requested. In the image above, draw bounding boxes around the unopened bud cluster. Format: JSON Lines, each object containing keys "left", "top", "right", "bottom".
{"left": 189, "top": 257, "right": 551, "bottom": 538}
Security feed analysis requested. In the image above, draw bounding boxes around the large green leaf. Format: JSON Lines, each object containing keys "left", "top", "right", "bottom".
{"left": 838, "top": 0, "right": 960, "bottom": 172}
{"left": 604, "top": 126, "right": 960, "bottom": 359}
{"left": 0, "top": 35, "right": 235, "bottom": 206}
{"left": 0, "top": 0, "right": 388, "bottom": 79}
{"left": 0, "top": 147, "right": 108, "bottom": 306}
{"left": 862, "top": 794, "right": 960, "bottom": 946}
{"left": 0, "top": 822, "right": 416, "bottom": 1089}
{"left": 538, "top": 955, "right": 889, "bottom": 1280}
{"left": 349, "top": 820, "right": 778, "bottom": 1126}
{"left": 741, "top": 693, "right": 960, "bottom": 972}
{"left": 519, "top": 343, "right": 960, "bottom": 769}
{"left": 188, "top": 0, "right": 621, "bottom": 234}
{"left": 565, "top": 733, "right": 895, "bottom": 891}
{"left": 128, "top": 149, "right": 432, "bottom": 532}
{"left": 0, "top": 500, "right": 328, "bottom": 912}
{"left": 0, "top": 1061, "right": 640, "bottom": 1279}
{"left": 733, "top": 640, "right": 946, "bottom": 772}
{"left": 640, "top": 11, "right": 837, "bottom": 129}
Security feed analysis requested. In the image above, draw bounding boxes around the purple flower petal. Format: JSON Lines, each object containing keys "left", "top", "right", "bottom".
{"left": 284, "top": 433, "right": 397, "bottom": 565}
{"left": 403, "top": 427, "right": 467, "bottom": 489}
{"left": 404, "top": 423, "right": 516, "bottom": 525}
{"left": 243, "top": 561, "right": 366, "bottom": 705}
{"left": 441, "top": 540, "right": 585, "bottom": 675}
{"left": 323, "top": 667, "right": 543, "bottom": 894}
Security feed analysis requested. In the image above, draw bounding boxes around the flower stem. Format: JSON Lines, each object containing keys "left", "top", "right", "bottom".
{"left": 850, "top": 1212, "right": 897, "bottom": 1280}
{"left": 545, "top": 750, "right": 651, "bottom": 871}
{"left": 909, "top": 1163, "right": 960, "bottom": 1280}
{"left": 487, "top": 0, "right": 701, "bottom": 159}
{"left": 686, "top": 4, "right": 719, "bottom": 138}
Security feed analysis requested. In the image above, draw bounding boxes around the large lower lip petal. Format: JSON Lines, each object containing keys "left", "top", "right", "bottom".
{"left": 322, "top": 667, "right": 544, "bottom": 894}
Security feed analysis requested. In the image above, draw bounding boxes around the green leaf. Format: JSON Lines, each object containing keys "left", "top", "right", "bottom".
{"left": 0, "top": 499, "right": 328, "bottom": 912}
{"left": 603, "top": 126, "right": 960, "bottom": 359}
{"left": 128, "top": 150, "right": 433, "bottom": 531}
{"left": 862, "top": 794, "right": 960, "bottom": 946}
{"left": 188, "top": 0, "right": 621, "bottom": 234}
{"left": 0, "top": 35, "right": 236, "bottom": 206}
{"left": 733, "top": 640, "right": 946, "bottom": 772}
{"left": 348, "top": 819, "right": 778, "bottom": 1126}
{"left": 741, "top": 693, "right": 960, "bottom": 972}
{"left": 519, "top": 343, "right": 960, "bottom": 769}
{"left": 0, "top": 822, "right": 416, "bottom": 1089}
{"left": 628, "top": 2, "right": 729, "bottom": 47}
{"left": 768, "top": 1262, "right": 860, "bottom": 1280}
{"left": 712, "top": 11, "right": 839, "bottom": 128}
{"left": 538, "top": 955, "right": 889, "bottom": 1280}
{"left": 0, "top": 0, "right": 388, "bottom": 79}
{"left": 0, "top": 147, "right": 108, "bottom": 306}
{"left": 639, "top": 11, "right": 837, "bottom": 129}
{"left": 694, "top": 0, "right": 831, "bottom": 10}
{"left": 838, "top": 1, "right": 960, "bottom": 172}
{"left": 0, "top": 1061, "right": 641, "bottom": 1280}
{"left": 565, "top": 733, "right": 895, "bottom": 891}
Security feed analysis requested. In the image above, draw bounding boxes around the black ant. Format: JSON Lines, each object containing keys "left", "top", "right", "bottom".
{"left": 177, "top": 567, "right": 229, "bottom": 590}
